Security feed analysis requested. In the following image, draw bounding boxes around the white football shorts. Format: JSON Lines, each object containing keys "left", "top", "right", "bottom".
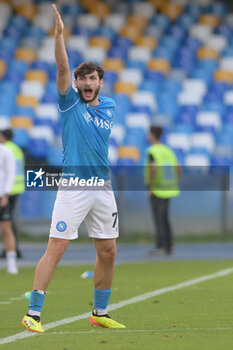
{"left": 49, "top": 181, "right": 119, "bottom": 240}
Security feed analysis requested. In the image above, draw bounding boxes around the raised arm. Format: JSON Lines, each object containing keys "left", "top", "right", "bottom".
{"left": 52, "top": 4, "right": 71, "bottom": 94}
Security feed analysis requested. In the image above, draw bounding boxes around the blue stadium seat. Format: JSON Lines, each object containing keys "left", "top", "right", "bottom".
{"left": 172, "top": 124, "right": 194, "bottom": 134}
{"left": 222, "top": 45, "right": 233, "bottom": 57}
{"left": 162, "top": 79, "right": 182, "bottom": 95}
{"left": 202, "top": 101, "right": 225, "bottom": 115}
{"left": 150, "top": 14, "right": 170, "bottom": 31}
{"left": 215, "top": 24, "right": 232, "bottom": 39}
{"left": 208, "top": 2, "right": 227, "bottom": 16}
{"left": 126, "top": 60, "right": 147, "bottom": 71}
{"left": 0, "top": 48, "right": 14, "bottom": 61}
{"left": 73, "top": 26, "right": 94, "bottom": 38}
{"left": 223, "top": 105, "right": 233, "bottom": 123}
{"left": 0, "top": 37, "right": 19, "bottom": 51}
{"left": 153, "top": 46, "right": 174, "bottom": 62}
{"left": 67, "top": 49, "right": 82, "bottom": 66}
{"left": 130, "top": 105, "right": 152, "bottom": 117}
{"left": 185, "top": 4, "right": 202, "bottom": 19}
{"left": 31, "top": 60, "right": 50, "bottom": 71}
{"left": 139, "top": 79, "right": 162, "bottom": 96}
{"left": 27, "top": 138, "right": 49, "bottom": 159}
{"left": 62, "top": 3, "right": 83, "bottom": 17}
{"left": 196, "top": 59, "right": 218, "bottom": 73}
{"left": 95, "top": 26, "right": 116, "bottom": 41}
{"left": 194, "top": 125, "right": 218, "bottom": 139}
{"left": 167, "top": 24, "right": 187, "bottom": 41}
{"left": 41, "top": 94, "right": 58, "bottom": 103}
{"left": 160, "top": 35, "right": 181, "bottom": 52}
{"left": 14, "top": 106, "right": 36, "bottom": 121}
{"left": 44, "top": 81, "right": 57, "bottom": 97}
{"left": 104, "top": 71, "right": 118, "bottom": 86}
{"left": 209, "top": 81, "right": 229, "bottom": 97}
{"left": 13, "top": 129, "right": 29, "bottom": 149}
{"left": 0, "top": 103, "right": 15, "bottom": 116}
{"left": 192, "top": 68, "right": 213, "bottom": 85}
{"left": 177, "top": 14, "right": 195, "bottom": 30}
{"left": 26, "top": 25, "right": 45, "bottom": 40}
{"left": 157, "top": 92, "right": 179, "bottom": 119}
{"left": 144, "top": 70, "right": 164, "bottom": 81}
{"left": 112, "top": 93, "right": 131, "bottom": 124}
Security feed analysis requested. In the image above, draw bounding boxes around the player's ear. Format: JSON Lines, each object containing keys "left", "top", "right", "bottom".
{"left": 100, "top": 79, "right": 103, "bottom": 88}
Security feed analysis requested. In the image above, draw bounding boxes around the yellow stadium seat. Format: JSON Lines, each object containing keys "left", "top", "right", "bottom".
{"left": 81, "top": 0, "right": 100, "bottom": 11}
{"left": 214, "top": 70, "right": 233, "bottom": 84}
{"left": 115, "top": 82, "right": 137, "bottom": 95}
{"left": 90, "top": 2, "right": 110, "bottom": 20}
{"left": 15, "top": 48, "right": 37, "bottom": 64}
{"left": 50, "top": 26, "right": 71, "bottom": 40}
{"left": 11, "top": 117, "right": 33, "bottom": 130}
{"left": 17, "top": 95, "right": 38, "bottom": 108}
{"left": 128, "top": 15, "right": 148, "bottom": 29}
{"left": 197, "top": 47, "right": 219, "bottom": 60}
{"left": 0, "top": 60, "right": 6, "bottom": 79}
{"left": 161, "top": 2, "right": 183, "bottom": 21}
{"left": 135, "top": 36, "right": 157, "bottom": 50}
{"left": 26, "top": 70, "right": 48, "bottom": 84}
{"left": 120, "top": 25, "right": 142, "bottom": 43}
{"left": 90, "top": 37, "right": 111, "bottom": 50}
{"left": 103, "top": 58, "right": 124, "bottom": 72}
{"left": 148, "top": 58, "right": 170, "bottom": 74}
{"left": 15, "top": 4, "right": 38, "bottom": 21}
{"left": 148, "top": 0, "right": 168, "bottom": 10}
{"left": 118, "top": 146, "right": 140, "bottom": 162}
{"left": 199, "top": 14, "right": 220, "bottom": 28}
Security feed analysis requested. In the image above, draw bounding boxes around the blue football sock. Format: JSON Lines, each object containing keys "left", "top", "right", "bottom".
{"left": 29, "top": 290, "right": 45, "bottom": 313}
{"left": 94, "top": 288, "right": 111, "bottom": 314}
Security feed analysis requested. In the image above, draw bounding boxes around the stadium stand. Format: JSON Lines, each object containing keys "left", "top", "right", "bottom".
{"left": 0, "top": 0, "right": 232, "bottom": 172}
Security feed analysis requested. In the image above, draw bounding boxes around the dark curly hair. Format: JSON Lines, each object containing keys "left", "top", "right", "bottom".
{"left": 74, "top": 62, "right": 104, "bottom": 80}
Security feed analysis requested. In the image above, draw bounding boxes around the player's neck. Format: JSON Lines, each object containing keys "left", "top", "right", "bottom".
{"left": 88, "top": 98, "right": 99, "bottom": 107}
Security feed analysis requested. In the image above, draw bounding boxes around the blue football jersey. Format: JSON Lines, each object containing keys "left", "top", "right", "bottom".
{"left": 57, "top": 86, "right": 116, "bottom": 180}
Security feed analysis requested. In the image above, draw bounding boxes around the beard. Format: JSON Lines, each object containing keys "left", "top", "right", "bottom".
{"left": 77, "top": 85, "right": 100, "bottom": 104}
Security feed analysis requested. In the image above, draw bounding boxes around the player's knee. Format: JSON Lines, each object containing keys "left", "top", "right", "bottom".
{"left": 101, "top": 245, "right": 116, "bottom": 262}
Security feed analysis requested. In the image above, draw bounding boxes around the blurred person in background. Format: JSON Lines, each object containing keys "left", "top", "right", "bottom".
{"left": 0, "top": 129, "right": 25, "bottom": 259}
{"left": 145, "top": 126, "right": 180, "bottom": 256}
{"left": 0, "top": 142, "right": 18, "bottom": 274}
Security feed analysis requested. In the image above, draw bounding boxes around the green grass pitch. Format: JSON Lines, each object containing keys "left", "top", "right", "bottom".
{"left": 1, "top": 259, "right": 233, "bottom": 350}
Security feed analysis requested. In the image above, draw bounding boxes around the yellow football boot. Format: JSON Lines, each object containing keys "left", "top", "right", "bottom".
{"left": 22, "top": 315, "right": 45, "bottom": 333}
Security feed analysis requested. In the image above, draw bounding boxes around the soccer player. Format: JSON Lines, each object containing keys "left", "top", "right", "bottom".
{"left": 0, "top": 143, "right": 17, "bottom": 274}
{"left": 22, "top": 4, "right": 125, "bottom": 333}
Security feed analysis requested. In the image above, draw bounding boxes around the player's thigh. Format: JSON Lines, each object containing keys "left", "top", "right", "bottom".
{"left": 85, "top": 190, "right": 119, "bottom": 239}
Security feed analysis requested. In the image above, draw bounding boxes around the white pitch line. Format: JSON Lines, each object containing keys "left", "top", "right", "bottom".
{"left": 42, "top": 327, "right": 233, "bottom": 335}
{"left": 0, "top": 302, "right": 11, "bottom": 305}
{"left": 1, "top": 266, "right": 233, "bottom": 346}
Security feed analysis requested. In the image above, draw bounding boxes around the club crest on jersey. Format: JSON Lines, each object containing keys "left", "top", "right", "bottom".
{"left": 83, "top": 111, "right": 92, "bottom": 122}
{"left": 106, "top": 109, "right": 112, "bottom": 118}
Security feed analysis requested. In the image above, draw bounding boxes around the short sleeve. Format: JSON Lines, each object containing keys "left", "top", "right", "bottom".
{"left": 58, "top": 86, "right": 79, "bottom": 112}
{"left": 148, "top": 153, "right": 155, "bottom": 163}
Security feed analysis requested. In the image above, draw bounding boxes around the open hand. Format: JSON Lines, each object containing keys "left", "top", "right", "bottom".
{"left": 52, "top": 3, "right": 64, "bottom": 35}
